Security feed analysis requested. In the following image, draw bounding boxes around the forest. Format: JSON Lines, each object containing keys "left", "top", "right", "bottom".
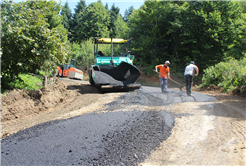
{"left": 1, "top": 0, "right": 246, "bottom": 93}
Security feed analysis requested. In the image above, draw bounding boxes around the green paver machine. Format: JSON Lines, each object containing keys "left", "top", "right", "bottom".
{"left": 88, "top": 38, "right": 141, "bottom": 90}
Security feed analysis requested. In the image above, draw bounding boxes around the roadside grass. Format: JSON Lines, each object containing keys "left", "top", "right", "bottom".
{"left": 14, "top": 74, "right": 43, "bottom": 90}
{"left": 1, "top": 71, "right": 91, "bottom": 95}
{"left": 83, "top": 75, "right": 89, "bottom": 81}
{"left": 1, "top": 74, "right": 43, "bottom": 94}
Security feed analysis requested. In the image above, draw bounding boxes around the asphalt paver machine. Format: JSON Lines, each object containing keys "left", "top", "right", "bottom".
{"left": 88, "top": 38, "right": 141, "bottom": 90}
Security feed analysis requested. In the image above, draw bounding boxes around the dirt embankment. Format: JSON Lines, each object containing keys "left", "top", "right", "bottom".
{"left": 1, "top": 79, "right": 113, "bottom": 138}
{"left": 1, "top": 79, "right": 68, "bottom": 122}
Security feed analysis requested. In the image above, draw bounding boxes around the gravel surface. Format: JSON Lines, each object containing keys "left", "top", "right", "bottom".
{"left": 1, "top": 90, "right": 174, "bottom": 166}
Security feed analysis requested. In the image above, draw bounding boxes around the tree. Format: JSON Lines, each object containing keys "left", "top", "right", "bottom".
{"left": 114, "top": 15, "right": 130, "bottom": 39}
{"left": 61, "top": 1, "right": 73, "bottom": 42}
{"left": 70, "top": 0, "right": 87, "bottom": 42}
{"left": 105, "top": 3, "right": 109, "bottom": 10}
{"left": 123, "top": 6, "right": 134, "bottom": 22}
{"left": 71, "top": 39, "right": 95, "bottom": 68}
{"left": 238, "top": 1, "right": 246, "bottom": 13}
{"left": 75, "top": 1, "right": 110, "bottom": 40}
{"left": 1, "top": 0, "right": 71, "bottom": 89}
{"left": 61, "top": 1, "right": 72, "bottom": 30}
{"left": 108, "top": 4, "right": 120, "bottom": 38}
{"left": 25, "top": 0, "right": 63, "bottom": 29}
{"left": 128, "top": 1, "right": 170, "bottom": 65}
{"left": 176, "top": 1, "right": 245, "bottom": 70}
{"left": 128, "top": 1, "right": 246, "bottom": 73}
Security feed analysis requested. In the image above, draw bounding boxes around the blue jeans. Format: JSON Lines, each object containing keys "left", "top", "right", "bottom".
{"left": 159, "top": 77, "right": 168, "bottom": 92}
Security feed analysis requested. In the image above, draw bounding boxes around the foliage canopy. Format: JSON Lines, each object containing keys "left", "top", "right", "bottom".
{"left": 1, "top": 0, "right": 71, "bottom": 89}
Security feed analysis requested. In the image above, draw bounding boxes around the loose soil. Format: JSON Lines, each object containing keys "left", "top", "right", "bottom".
{"left": 1, "top": 75, "right": 245, "bottom": 165}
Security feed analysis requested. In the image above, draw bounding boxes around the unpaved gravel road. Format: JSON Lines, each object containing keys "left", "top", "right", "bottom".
{"left": 1, "top": 79, "right": 246, "bottom": 165}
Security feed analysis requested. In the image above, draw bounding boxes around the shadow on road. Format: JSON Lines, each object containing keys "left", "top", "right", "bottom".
{"left": 67, "top": 84, "right": 141, "bottom": 94}
{"left": 200, "top": 103, "right": 246, "bottom": 121}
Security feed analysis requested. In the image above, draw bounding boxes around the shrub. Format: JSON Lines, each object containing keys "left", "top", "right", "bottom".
{"left": 142, "top": 66, "right": 156, "bottom": 76}
{"left": 201, "top": 58, "right": 246, "bottom": 93}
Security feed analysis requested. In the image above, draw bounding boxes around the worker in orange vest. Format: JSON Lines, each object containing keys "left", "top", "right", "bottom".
{"left": 155, "top": 61, "right": 171, "bottom": 93}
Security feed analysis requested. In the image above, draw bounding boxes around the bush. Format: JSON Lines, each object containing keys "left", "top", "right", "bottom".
{"left": 201, "top": 58, "right": 246, "bottom": 93}
{"left": 142, "top": 66, "right": 156, "bottom": 76}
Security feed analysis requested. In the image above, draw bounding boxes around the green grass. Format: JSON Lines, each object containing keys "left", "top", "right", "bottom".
{"left": 1, "top": 74, "right": 43, "bottom": 94}
{"left": 83, "top": 75, "right": 89, "bottom": 81}
{"left": 16, "top": 74, "right": 44, "bottom": 90}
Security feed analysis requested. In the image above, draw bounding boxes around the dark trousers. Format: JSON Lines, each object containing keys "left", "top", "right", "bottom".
{"left": 185, "top": 75, "right": 193, "bottom": 95}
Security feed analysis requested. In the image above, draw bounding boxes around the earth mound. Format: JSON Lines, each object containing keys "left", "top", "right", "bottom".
{"left": 1, "top": 79, "right": 69, "bottom": 122}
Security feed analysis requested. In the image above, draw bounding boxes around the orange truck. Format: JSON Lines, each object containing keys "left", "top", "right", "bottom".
{"left": 57, "top": 59, "right": 83, "bottom": 80}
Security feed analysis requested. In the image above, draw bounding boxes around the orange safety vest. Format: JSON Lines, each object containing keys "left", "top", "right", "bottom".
{"left": 156, "top": 65, "right": 169, "bottom": 78}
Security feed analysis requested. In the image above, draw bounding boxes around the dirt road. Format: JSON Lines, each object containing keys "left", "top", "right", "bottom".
{"left": 1, "top": 79, "right": 245, "bottom": 165}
